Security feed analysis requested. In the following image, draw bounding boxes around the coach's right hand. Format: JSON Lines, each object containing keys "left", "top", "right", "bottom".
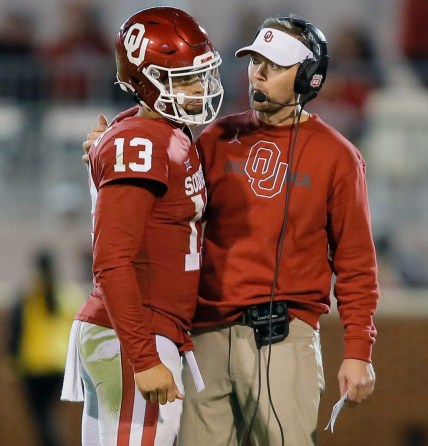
{"left": 82, "top": 114, "right": 108, "bottom": 163}
{"left": 135, "top": 363, "right": 184, "bottom": 405}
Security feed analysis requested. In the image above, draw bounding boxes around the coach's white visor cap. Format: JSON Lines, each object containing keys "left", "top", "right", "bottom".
{"left": 235, "top": 28, "right": 313, "bottom": 66}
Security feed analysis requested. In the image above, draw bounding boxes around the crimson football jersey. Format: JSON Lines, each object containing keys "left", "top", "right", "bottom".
{"left": 77, "top": 107, "right": 206, "bottom": 372}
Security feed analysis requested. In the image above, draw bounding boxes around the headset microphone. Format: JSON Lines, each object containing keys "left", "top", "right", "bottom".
{"left": 252, "top": 91, "right": 300, "bottom": 106}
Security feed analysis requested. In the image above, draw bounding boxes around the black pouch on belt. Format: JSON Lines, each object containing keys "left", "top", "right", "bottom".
{"left": 246, "top": 301, "right": 289, "bottom": 349}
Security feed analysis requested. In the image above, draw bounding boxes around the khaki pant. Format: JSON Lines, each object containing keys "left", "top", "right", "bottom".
{"left": 178, "top": 318, "right": 324, "bottom": 446}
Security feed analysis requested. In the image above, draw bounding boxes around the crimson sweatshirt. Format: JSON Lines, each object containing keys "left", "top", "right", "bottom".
{"left": 195, "top": 110, "right": 379, "bottom": 362}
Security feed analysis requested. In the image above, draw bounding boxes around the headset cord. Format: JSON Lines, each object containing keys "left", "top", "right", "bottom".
{"left": 266, "top": 103, "right": 306, "bottom": 446}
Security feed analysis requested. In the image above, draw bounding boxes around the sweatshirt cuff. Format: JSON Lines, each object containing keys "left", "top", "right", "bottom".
{"left": 344, "top": 338, "right": 373, "bottom": 363}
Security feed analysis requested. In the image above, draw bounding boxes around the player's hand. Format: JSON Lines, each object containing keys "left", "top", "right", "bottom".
{"left": 338, "top": 358, "right": 375, "bottom": 405}
{"left": 82, "top": 114, "right": 109, "bottom": 163}
{"left": 134, "top": 363, "right": 184, "bottom": 405}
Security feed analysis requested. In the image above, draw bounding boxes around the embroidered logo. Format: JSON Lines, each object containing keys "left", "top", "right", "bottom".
{"left": 184, "top": 158, "right": 192, "bottom": 171}
{"left": 264, "top": 31, "right": 274, "bottom": 43}
{"left": 244, "top": 140, "right": 288, "bottom": 198}
{"left": 228, "top": 129, "right": 241, "bottom": 144}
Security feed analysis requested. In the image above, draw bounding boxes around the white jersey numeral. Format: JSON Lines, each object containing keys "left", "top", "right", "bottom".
{"left": 185, "top": 193, "right": 205, "bottom": 271}
{"left": 114, "top": 137, "right": 153, "bottom": 173}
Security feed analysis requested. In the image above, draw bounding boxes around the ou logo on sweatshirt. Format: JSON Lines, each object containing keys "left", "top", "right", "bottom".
{"left": 244, "top": 140, "right": 288, "bottom": 198}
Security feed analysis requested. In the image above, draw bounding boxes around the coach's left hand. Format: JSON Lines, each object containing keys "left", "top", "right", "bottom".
{"left": 338, "top": 358, "right": 375, "bottom": 404}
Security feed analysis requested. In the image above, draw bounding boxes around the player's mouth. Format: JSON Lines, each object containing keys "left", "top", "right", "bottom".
{"left": 185, "top": 100, "right": 203, "bottom": 111}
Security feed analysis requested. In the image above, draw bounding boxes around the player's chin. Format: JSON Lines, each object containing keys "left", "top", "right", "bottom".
{"left": 183, "top": 104, "right": 203, "bottom": 115}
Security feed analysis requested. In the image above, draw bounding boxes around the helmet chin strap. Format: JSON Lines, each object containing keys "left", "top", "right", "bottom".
{"left": 152, "top": 92, "right": 206, "bottom": 125}
{"left": 175, "top": 101, "right": 205, "bottom": 124}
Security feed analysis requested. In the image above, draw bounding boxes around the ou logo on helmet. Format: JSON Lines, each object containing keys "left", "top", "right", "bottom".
{"left": 124, "top": 23, "right": 149, "bottom": 66}
{"left": 244, "top": 141, "right": 288, "bottom": 198}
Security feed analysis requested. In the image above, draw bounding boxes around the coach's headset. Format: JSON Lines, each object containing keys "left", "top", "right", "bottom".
{"left": 278, "top": 16, "right": 329, "bottom": 102}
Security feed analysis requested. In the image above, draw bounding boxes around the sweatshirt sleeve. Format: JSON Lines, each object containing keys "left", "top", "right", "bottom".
{"left": 328, "top": 158, "right": 379, "bottom": 362}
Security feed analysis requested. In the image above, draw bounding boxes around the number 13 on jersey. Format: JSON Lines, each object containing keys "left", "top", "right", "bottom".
{"left": 114, "top": 137, "right": 152, "bottom": 172}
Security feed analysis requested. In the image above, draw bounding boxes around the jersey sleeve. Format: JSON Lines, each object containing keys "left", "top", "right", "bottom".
{"left": 92, "top": 180, "right": 161, "bottom": 372}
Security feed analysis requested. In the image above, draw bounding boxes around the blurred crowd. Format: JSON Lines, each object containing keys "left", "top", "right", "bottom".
{"left": 0, "top": 2, "right": 114, "bottom": 103}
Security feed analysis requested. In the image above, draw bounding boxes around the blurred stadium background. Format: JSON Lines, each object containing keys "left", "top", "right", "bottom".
{"left": 0, "top": 0, "right": 427, "bottom": 445}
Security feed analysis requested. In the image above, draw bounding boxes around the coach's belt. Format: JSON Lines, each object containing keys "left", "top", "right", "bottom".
{"left": 231, "top": 301, "right": 289, "bottom": 348}
{"left": 232, "top": 301, "right": 288, "bottom": 326}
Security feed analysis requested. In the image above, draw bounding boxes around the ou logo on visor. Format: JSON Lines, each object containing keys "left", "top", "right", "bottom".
{"left": 124, "top": 23, "right": 149, "bottom": 66}
{"left": 264, "top": 31, "right": 274, "bottom": 42}
{"left": 244, "top": 141, "right": 288, "bottom": 198}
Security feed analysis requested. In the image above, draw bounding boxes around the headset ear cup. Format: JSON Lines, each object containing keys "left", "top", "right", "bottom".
{"left": 294, "top": 60, "right": 313, "bottom": 95}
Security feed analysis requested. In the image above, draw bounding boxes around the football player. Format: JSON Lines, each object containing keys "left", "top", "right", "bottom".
{"left": 61, "top": 7, "right": 223, "bottom": 446}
